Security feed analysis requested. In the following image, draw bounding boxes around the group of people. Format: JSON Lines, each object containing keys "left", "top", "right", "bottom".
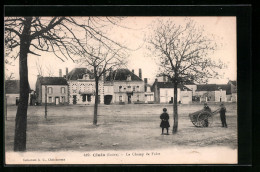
{"left": 160, "top": 103, "right": 228, "bottom": 135}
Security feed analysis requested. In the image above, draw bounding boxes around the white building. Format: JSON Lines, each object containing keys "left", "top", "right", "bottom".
{"left": 104, "top": 69, "right": 145, "bottom": 104}
{"left": 151, "top": 80, "right": 192, "bottom": 104}
{"left": 66, "top": 68, "right": 104, "bottom": 105}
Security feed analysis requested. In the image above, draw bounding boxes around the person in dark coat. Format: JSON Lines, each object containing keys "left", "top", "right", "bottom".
{"left": 203, "top": 102, "right": 212, "bottom": 112}
{"left": 202, "top": 102, "right": 211, "bottom": 127}
{"left": 220, "top": 103, "right": 227, "bottom": 128}
{"left": 160, "top": 108, "right": 170, "bottom": 135}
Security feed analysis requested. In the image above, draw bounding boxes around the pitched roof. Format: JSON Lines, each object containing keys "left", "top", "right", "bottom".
{"left": 66, "top": 68, "right": 94, "bottom": 80}
{"left": 5, "top": 80, "right": 20, "bottom": 94}
{"left": 37, "top": 77, "right": 68, "bottom": 85}
{"left": 151, "top": 82, "right": 192, "bottom": 91}
{"left": 196, "top": 84, "right": 231, "bottom": 94}
{"left": 105, "top": 69, "right": 142, "bottom": 81}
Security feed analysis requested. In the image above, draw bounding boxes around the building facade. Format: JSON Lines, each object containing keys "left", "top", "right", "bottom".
{"left": 5, "top": 80, "right": 21, "bottom": 105}
{"left": 151, "top": 79, "right": 192, "bottom": 104}
{"left": 66, "top": 68, "right": 104, "bottom": 105}
{"left": 195, "top": 84, "right": 227, "bottom": 102}
{"left": 35, "top": 77, "right": 69, "bottom": 105}
{"left": 105, "top": 69, "right": 145, "bottom": 104}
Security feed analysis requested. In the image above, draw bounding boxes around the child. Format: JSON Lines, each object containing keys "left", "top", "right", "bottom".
{"left": 160, "top": 108, "right": 170, "bottom": 135}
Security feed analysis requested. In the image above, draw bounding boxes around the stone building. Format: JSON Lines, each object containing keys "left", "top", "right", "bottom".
{"left": 194, "top": 84, "right": 227, "bottom": 102}
{"left": 35, "top": 76, "right": 69, "bottom": 105}
{"left": 105, "top": 68, "right": 145, "bottom": 104}
{"left": 66, "top": 68, "right": 104, "bottom": 105}
{"left": 151, "top": 79, "right": 192, "bottom": 104}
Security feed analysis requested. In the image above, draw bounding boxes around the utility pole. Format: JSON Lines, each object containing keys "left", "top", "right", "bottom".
{"left": 45, "top": 85, "right": 47, "bottom": 120}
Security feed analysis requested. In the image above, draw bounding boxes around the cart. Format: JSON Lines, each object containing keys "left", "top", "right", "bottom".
{"left": 189, "top": 108, "right": 220, "bottom": 127}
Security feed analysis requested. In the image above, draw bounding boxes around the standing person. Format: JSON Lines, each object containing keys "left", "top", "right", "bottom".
{"left": 220, "top": 103, "right": 228, "bottom": 128}
{"left": 202, "top": 102, "right": 211, "bottom": 127}
{"left": 203, "top": 102, "right": 211, "bottom": 112}
{"left": 160, "top": 108, "right": 170, "bottom": 135}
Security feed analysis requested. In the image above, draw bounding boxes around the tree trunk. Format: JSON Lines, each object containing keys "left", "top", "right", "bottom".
{"left": 14, "top": 17, "right": 32, "bottom": 151}
{"left": 93, "top": 73, "right": 99, "bottom": 125}
{"left": 172, "top": 82, "right": 178, "bottom": 133}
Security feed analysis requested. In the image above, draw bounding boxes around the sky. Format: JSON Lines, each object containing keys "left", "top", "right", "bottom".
{"left": 5, "top": 17, "right": 236, "bottom": 90}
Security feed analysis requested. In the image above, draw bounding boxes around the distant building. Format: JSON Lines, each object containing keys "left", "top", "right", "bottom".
{"left": 195, "top": 84, "right": 228, "bottom": 102}
{"left": 5, "top": 80, "right": 32, "bottom": 105}
{"left": 66, "top": 68, "right": 104, "bottom": 105}
{"left": 151, "top": 79, "right": 192, "bottom": 104}
{"left": 105, "top": 68, "right": 145, "bottom": 104}
{"left": 5, "top": 80, "right": 21, "bottom": 105}
{"left": 35, "top": 76, "right": 69, "bottom": 105}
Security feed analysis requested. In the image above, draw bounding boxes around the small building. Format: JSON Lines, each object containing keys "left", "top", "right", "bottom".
{"left": 5, "top": 80, "right": 32, "bottom": 105}
{"left": 66, "top": 68, "right": 104, "bottom": 105}
{"left": 195, "top": 84, "right": 227, "bottom": 102}
{"left": 5, "top": 80, "right": 20, "bottom": 105}
{"left": 105, "top": 68, "right": 145, "bottom": 104}
{"left": 151, "top": 79, "right": 192, "bottom": 104}
{"left": 35, "top": 76, "right": 69, "bottom": 105}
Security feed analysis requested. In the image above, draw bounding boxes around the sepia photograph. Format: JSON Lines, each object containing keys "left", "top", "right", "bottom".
{"left": 4, "top": 15, "right": 238, "bottom": 164}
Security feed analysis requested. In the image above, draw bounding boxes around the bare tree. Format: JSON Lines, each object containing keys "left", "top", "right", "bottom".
{"left": 76, "top": 37, "right": 127, "bottom": 125}
{"left": 4, "top": 16, "right": 126, "bottom": 151}
{"left": 45, "top": 64, "right": 55, "bottom": 77}
{"left": 35, "top": 58, "right": 44, "bottom": 76}
{"left": 147, "top": 18, "right": 225, "bottom": 133}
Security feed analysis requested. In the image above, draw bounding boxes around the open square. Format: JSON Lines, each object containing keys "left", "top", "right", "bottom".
{"left": 5, "top": 103, "right": 237, "bottom": 152}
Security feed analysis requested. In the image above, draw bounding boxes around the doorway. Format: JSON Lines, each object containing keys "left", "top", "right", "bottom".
{"left": 55, "top": 97, "right": 60, "bottom": 105}
{"left": 128, "top": 95, "right": 131, "bottom": 104}
{"left": 73, "top": 95, "right": 77, "bottom": 104}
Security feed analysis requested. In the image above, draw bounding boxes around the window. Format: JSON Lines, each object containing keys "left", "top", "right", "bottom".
{"left": 137, "top": 95, "right": 140, "bottom": 101}
{"left": 119, "top": 86, "right": 122, "bottom": 92}
{"left": 61, "top": 96, "right": 65, "bottom": 103}
{"left": 127, "top": 75, "right": 131, "bottom": 81}
{"left": 48, "top": 97, "right": 52, "bottom": 103}
{"left": 82, "top": 95, "right": 86, "bottom": 102}
{"left": 87, "top": 94, "right": 91, "bottom": 102}
{"left": 133, "top": 86, "right": 136, "bottom": 92}
{"left": 61, "top": 87, "right": 65, "bottom": 94}
{"left": 136, "top": 86, "right": 139, "bottom": 91}
{"left": 119, "top": 95, "right": 122, "bottom": 102}
{"left": 48, "top": 87, "right": 53, "bottom": 94}
{"left": 128, "top": 86, "right": 131, "bottom": 88}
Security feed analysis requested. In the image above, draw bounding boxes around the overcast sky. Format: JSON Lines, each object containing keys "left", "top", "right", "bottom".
{"left": 5, "top": 17, "right": 236, "bottom": 90}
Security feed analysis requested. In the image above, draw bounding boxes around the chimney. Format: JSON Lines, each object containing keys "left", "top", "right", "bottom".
{"left": 144, "top": 78, "right": 148, "bottom": 92}
{"left": 139, "top": 68, "right": 142, "bottom": 79}
{"left": 132, "top": 69, "right": 134, "bottom": 74}
{"left": 59, "top": 69, "right": 62, "bottom": 77}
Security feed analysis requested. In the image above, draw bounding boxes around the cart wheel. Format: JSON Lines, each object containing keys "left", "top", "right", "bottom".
{"left": 197, "top": 111, "right": 212, "bottom": 127}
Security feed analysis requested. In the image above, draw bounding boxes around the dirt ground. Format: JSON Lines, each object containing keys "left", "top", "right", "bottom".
{"left": 5, "top": 103, "right": 237, "bottom": 152}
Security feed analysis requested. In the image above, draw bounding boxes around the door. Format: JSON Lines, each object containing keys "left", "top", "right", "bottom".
{"left": 55, "top": 97, "right": 60, "bottom": 105}
{"left": 73, "top": 95, "right": 77, "bottom": 104}
{"left": 128, "top": 95, "right": 131, "bottom": 104}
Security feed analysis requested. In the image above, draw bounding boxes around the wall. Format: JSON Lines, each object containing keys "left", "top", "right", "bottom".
{"left": 41, "top": 85, "right": 68, "bottom": 104}
{"left": 180, "top": 90, "right": 192, "bottom": 104}
{"left": 214, "top": 90, "right": 227, "bottom": 102}
{"left": 6, "top": 94, "right": 20, "bottom": 105}
{"left": 231, "top": 93, "right": 237, "bottom": 102}
{"left": 159, "top": 88, "right": 181, "bottom": 103}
